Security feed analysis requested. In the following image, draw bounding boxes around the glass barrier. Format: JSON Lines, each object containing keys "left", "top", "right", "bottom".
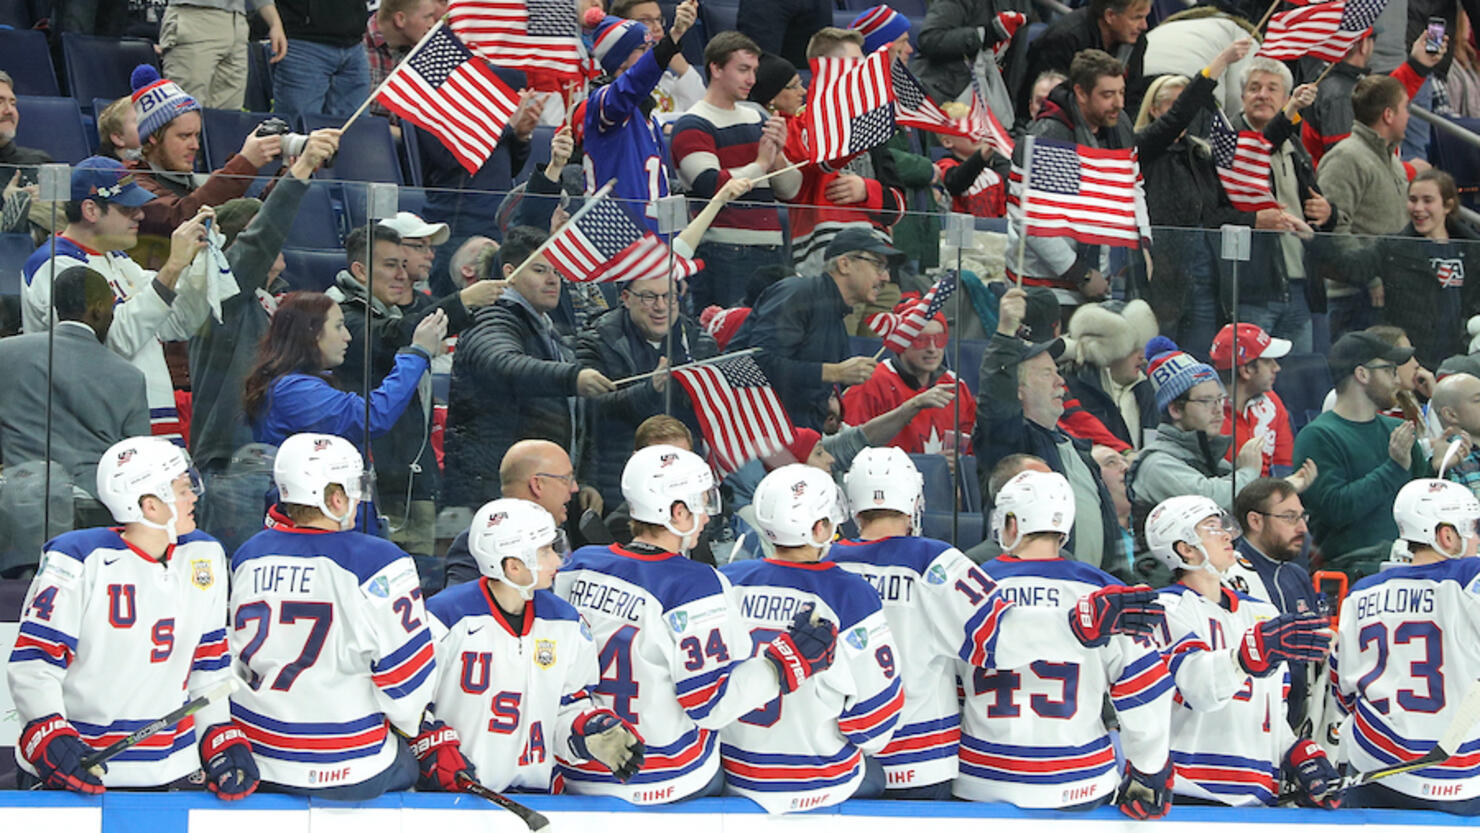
{"left": 0, "top": 160, "right": 1469, "bottom": 591}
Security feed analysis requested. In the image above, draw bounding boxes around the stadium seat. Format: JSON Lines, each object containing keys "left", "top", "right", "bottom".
{"left": 922, "top": 511, "right": 984, "bottom": 549}
{"left": 0, "top": 28, "right": 57, "bottom": 96}
{"left": 515, "top": 124, "right": 556, "bottom": 184}
{"left": 399, "top": 123, "right": 424, "bottom": 187}
{"left": 952, "top": 338, "right": 986, "bottom": 395}
{"left": 0, "top": 231, "right": 33, "bottom": 296}
{"left": 1272, "top": 352, "right": 1332, "bottom": 432}
{"left": 14, "top": 95, "right": 90, "bottom": 163}
{"left": 1430, "top": 116, "right": 1480, "bottom": 209}
{"left": 1025, "top": 22, "right": 1048, "bottom": 49}
{"left": 61, "top": 33, "right": 159, "bottom": 112}
{"left": 200, "top": 108, "right": 285, "bottom": 178}
{"left": 657, "top": 0, "right": 707, "bottom": 80}
{"left": 848, "top": 334, "right": 883, "bottom": 357}
{"left": 281, "top": 183, "right": 344, "bottom": 250}
{"left": 301, "top": 113, "right": 402, "bottom": 184}
{"left": 280, "top": 247, "right": 346, "bottom": 293}
{"left": 911, "top": 453, "right": 955, "bottom": 512}
{"left": 702, "top": 1, "right": 739, "bottom": 39}
{"left": 960, "top": 455, "right": 980, "bottom": 513}
{"left": 489, "top": 64, "right": 526, "bottom": 94}
{"left": 341, "top": 183, "right": 431, "bottom": 229}
{"left": 245, "top": 40, "right": 275, "bottom": 113}
{"left": 841, "top": 0, "right": 926, "bottom": 14}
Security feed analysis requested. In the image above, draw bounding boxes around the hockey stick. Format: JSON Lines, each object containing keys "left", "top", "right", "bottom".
{"left": 28, "top": 677, "right": 239, "bottom": 788}
{"left": 1279, "top": 683, "right": 1480, "bottom": 803}
{"left": 456, "top": 771, "right": 551, "bottom": 832}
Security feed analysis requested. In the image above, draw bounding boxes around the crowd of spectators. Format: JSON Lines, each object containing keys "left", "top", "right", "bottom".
{"left": 5, "top": 0, "right": 1480, "bottom": 598}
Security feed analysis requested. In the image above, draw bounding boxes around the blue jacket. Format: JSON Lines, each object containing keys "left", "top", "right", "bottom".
{"left": 251, "top": 349, "right": 431, "bottom": 448}
{"left": 583, "top": 46, "right": 669, "bottom": 231}
{"left": 1232, "top": 536, "right": 1323, "bottom": 730}
{"left": 731, "top": 273, "right": 851, "bottom": 432}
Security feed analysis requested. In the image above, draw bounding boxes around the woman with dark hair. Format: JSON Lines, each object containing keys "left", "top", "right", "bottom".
{"left": 1332, "top": 169, "right": 1480, "bottom": 370}
{"left": 243, "top": 291, "right": 448, "bottom": 447}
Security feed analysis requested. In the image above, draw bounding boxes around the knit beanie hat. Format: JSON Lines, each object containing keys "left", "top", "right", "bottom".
{"left": 749, "top": 52, "right": 799, "bottom": 107}
{"left": 130, "top": 65, "right": 200, "bottom": 144}
{"left": 850, "top": 5, "right": 910, "bottom": 53}
{"left": 1065, "top": 299, "right": 1158, "bottom": 368}
{"left": 1145, "top": 336, "right": 1220, "bottom": 414}
{"left": 591, "top": 15, "right": 648, "bottom": 74}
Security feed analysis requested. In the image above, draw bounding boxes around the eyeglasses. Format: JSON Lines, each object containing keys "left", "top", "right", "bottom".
{"left": 852, "top": 254, "right": 889, "bottom": 271}
{"left": 534, "top": 471, "right": 576, "bottom": 485}
{"left": 1186, "top": 394, "right": 1229, "bottom": 406}
{"left": 1254, "top": 509, "right": 1309, "bottom": 525}
{"left": 783, "top": 78, "right": 805, "bottom": 92}
{"left": 402, "top": 241, "right": 431, "bottom": 252}
{"left": 1364, "top": 363, "right": 1399, "bottom": 374}
{"left": 626, "top": 290, "right": 672, "bottom": 307}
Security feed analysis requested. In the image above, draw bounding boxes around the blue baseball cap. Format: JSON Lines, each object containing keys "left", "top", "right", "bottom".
{"left": 70, "top": 156, "right": 155, "bottom": 207}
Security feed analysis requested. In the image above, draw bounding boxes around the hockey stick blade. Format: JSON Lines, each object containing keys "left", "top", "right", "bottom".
{"left": 81, "top": 677, "right": 239, "bottom": 775}
{"left": 456, "top": 771, "right": 551, "bottom": 831}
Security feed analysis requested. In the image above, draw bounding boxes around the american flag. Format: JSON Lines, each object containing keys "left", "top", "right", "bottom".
{"left": 806, "top": 48, "right": 896, "bottom": 163}
{"left": 1209, "top": 112, "right": 1280, "bottom": 212}
{"left": 543, "top": 193, "right": 703, "bottom": 284}
{"left": 892, "top": 62, "right": 1014, "bottom": 155}
{"left": 374, "top": 26, "right": 519, "bottom": 174}
{"left": 673, "top": 354, "right": 796, "bottom": 478}
{"left": 1008, "top": 138, "right": 1150, "bottom": 248}
{"left": 867, "top": 272, "right": 958, "bottom": 353}
{"left": 448, "top": 0, "right": 585, "bottom": 79}
{"left": 1260, "top": 0, "right": 1388, "bottom": 62}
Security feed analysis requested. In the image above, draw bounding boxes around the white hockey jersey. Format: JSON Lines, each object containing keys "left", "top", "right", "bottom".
{"left": 719, "top": 558, "right": 904, "bottom": 813}
{"left": 953, "top": 556, "right": 1173, "bottom": 808}
{"left": 553, "top": 542, "right": 783, "bottom": 804}
{"left": 228, "top": 511, "right": 435, "bottom": 790}
{"left": 21, "top": 236, "right": 235, "bottom": 445}
{"left": 1332, "top": 559, "right": 1480, "bottom": 804}
{"left": 827, "top": 535, "right": 1100, "bottom": 790}
{"left": 425, "top": 582, "right": 602, "bottom": 792}
{"left": 7, "top": 527, "right": 231, "bottom": 786}
{"left": 1151, "top": 584, "right": 1293, "bottom": 806}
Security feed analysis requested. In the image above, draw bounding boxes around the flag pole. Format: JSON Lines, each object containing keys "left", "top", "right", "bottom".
{"left": 1254, "top": 0, "right": 1282, "bottom": 32}
{"left": 1310, "top": 59, "right": 1340, "bottom": 86}
{"left": 342, "top": 18, "right": 449, "bottom": 132}
{"left": 752, "top": 159, "right": 806, "bottom": 186}
{"left": 612, "top": 348, "right": 761, "bottom": 386}
{"left": 509, "top": 179, "right": 617, "bottom": 275}
{"left": 1013, "top": 136, "right": 1035, "bottom": 288}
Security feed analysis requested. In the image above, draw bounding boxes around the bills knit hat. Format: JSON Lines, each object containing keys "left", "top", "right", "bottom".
{"left": 130, "top": 65, "right": 200, "bottom": 144}
{"left": 850, "top": 5, "right": 910, "bottom": 53}
{"left": 591, "top": 15, "right": 649, "bottom": 74}
{"left": 1146, "top": 336, "right": 1220, "bottom": 413}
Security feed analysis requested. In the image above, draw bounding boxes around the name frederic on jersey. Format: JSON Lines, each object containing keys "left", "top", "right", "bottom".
{"left": 566, "top": 577, "right": 647, "bottom": 622}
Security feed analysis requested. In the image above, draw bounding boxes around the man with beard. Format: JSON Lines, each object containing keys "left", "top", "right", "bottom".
{"left": 1228, "top": 477, "right": 1324, "bottom": 730}
{"left": 0, "top": 71, "right": 51, "bottom": 234}
{"left": 1293, "top": 332, "right": 1429, "bottom": 576}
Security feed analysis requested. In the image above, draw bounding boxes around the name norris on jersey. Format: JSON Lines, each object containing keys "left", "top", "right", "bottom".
{"left": 566, "top": 578, "right": 646, "bottom": 622}
{"left": 248, "top": 563, "right": 316, "bottom": 594}
{"left": 1354, "top": 586, "right": 1435, "bottom": 619}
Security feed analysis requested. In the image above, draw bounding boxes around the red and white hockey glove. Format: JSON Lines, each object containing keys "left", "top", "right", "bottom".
{"left": 1285, "top": 739, "right": 1342, "bottom": 808}
{"left": 1069, "top": 585, "right": 1164, "bottom": 648}
{"left": 201, "top": 722, "right": 259, "bottom": 800}
{"left": 765, "top": 603, "right": 838, "bottom": 693}
{"left": 569, "top": 708, "right": 646, "bottom": 782}
{"left": 411, "top": 720, "right": 476, "bottom": 792}
{"left": 1116, "top": 759, "right": 1174, "bottom": 820}
{"left": 1238, "top": 612, "right": 1331, "bottom": 676}
{"left": 21, "top": 714, "right": 104, "bottom": 794}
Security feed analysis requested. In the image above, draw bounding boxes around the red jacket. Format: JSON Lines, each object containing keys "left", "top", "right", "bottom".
{"left": 840, "top": 359, "right": 976, "bottom": 454}
{"left": 1219, "top": 390, "right": 1294, "bottom": 475}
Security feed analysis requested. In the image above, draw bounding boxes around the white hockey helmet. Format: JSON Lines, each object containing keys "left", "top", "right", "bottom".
{"left": 990, "top": 469, "right": 1075, "bottom": 550}
{"left": 1394, "top": 478, "right": 1480, "bottom": 557}
{"left": 843, "top": 446, "right": 924, "bottom": 530}
{"left": 469, "top": 498, "right": 569, "bottom": 598}
{"left": 95, "top": 436, "right": 203, "bottom": 541}
{"left": 621, "top": 444, "right": 721, "bottom": 540}
{"left": 1145, "top": 495, "right": 1240, "bottom": 574}
{"left": 273, "top": 433, "right": 371, "bottom": 531}
{"left": 753, "top": 464, "right": 846, "bottom": 549}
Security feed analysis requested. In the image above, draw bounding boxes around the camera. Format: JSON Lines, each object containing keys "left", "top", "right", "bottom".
{"left": 254, "top": 117, "right": 311, "bottom": 159}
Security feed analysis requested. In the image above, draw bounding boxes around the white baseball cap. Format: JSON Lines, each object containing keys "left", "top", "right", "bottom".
{"left": 379, "top": 211, "right": 450, "bottom": 246}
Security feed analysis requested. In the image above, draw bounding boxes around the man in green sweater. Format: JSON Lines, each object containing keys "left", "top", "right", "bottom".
{"left": 1293, "top": 331, "right": 1426, "bottom": 578}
